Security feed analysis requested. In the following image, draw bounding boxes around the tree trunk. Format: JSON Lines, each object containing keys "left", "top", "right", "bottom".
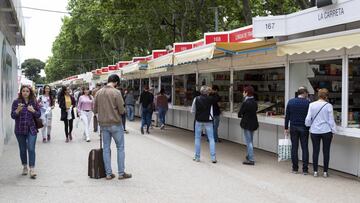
{"left": 240, "top": 0, "right": 252, "bottom": 25}
{"left": 296, "top": 0, "right": 310, "bottom": 10}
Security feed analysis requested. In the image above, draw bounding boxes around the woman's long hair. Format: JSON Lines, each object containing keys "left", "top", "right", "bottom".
{"left": 42, "top": 85, "right": 54, "bottom": 106}
{"left": 18, "top": 85, "right": 36, "bottom": 103}
{"left": 81, "top": 86, "right": 92, "bottom": 100}
{"left": 59, "top": 86, "right": 67, "bottom": 98}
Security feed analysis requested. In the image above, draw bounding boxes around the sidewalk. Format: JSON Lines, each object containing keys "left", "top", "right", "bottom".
{"left": 0, "top": 108, "right": 359, "bottom": 203}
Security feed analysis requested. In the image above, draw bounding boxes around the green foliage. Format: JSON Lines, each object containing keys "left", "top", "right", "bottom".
{"left": 46, "top": 0, "right": 308, "bottom": 82}
{"left": 21, "top": 58, "right": 45, "bottom": 83}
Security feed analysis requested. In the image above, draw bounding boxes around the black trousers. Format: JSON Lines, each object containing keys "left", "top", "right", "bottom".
{"left": 290, "top": 126, "right": 309, "bottom": 172}
{"left": 311, "top": 132, "right": 333, "bottom": 172}
{"left": 63, "top": 119, "right": 73, "bottom": 138}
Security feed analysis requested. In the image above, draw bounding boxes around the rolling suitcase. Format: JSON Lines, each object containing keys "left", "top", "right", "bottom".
{"left": 88, "top": 132, "right": 106, "bottom": 179}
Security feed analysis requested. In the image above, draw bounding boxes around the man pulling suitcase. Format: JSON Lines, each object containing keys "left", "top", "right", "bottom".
{"left": 93, "top": 74, "right": 132, "bottom": 180}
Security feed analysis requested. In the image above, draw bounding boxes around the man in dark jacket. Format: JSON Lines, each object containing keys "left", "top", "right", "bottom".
{"left": 285, "top": 86, "right": 310, "bottom": 174}
{"left": 210, "top": 85, "right": 221, "bottom": 142}
{"left": 191, "top": 86, "right": 217, "bottom": 163}
{"left": 139, "top": 85, "right": 154, "bottom": 134}
{"left": 238, "top": 86, "right": 258, "bottom": 165}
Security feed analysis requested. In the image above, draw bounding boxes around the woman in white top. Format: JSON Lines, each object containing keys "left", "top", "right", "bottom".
{"left": 77, "top": 86, "right": 94, "bottom": 142}
{"left": 305, "top": 88, "right": 336, "bottom": 178}
{"left": 38, "top": 85, "right": 55, "bottom": 143}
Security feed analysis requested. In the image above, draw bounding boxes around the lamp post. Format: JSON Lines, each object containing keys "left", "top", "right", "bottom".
{"left": 160, "top": 14, "right": 177, "bottom": 43}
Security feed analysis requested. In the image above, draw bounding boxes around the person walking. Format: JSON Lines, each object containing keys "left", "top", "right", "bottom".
{"left": 118, "top": 88, "right": 128, "bottom": 134}
{"left": 11, "top": 85, "right": 41, "bottom": 179}
{"left": 285, "top": 87, "right": 310, "bottom": 174}
{"left": 92, "top": 83, "right": 102, "bottom": 133}
{"left": 38, "top": 85, "right": 55, "bottom": 143}
{"left": 139, "top": 85, "right": 154, "bottom": 134}
{"left": 58, "top": 86, "right": 76, "bottom": 143}
{"left": 210, "top": 85, "right": 222, "bottom": 142}
{"left": 125, "top": 89, "right": 136, "bottom": 121}
{"left": 191, "top": 86, "right": 217, "bottom": 163}
{"left": 305, "top": 88, "right": 336, "bottom": 178}
{"left": 156, "top": 88, "right": 169, "bottom": 130}
{"left": 238, "top": 86, "right": 258, "bottom": 165}
{"left": 94, "top": 74, "right": 132, "bottom": 180}
{"left": 77, "top": 86, "right": 94, "bottom": 142}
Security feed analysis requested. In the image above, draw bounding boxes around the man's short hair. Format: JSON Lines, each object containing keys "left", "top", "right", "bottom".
{"left": 200, "top": 86, "right": 209, "bottom": 95}
{"left": 298, "top": 86, "right": 309, "bottom": 95}
{"left": 108, "top": 74, "right": 120, "bottom": 85}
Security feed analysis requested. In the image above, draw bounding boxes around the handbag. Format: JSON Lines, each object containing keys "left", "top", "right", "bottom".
{"left": 34, "top": 117, "right": 44, "bottom": 129}
{"left": 278, "top": 134, "right": 291, "bottom": 162}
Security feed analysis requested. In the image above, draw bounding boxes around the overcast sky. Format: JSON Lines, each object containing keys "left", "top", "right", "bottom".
{"left": 19, "top": 0, "right": 69, "bottom": 65}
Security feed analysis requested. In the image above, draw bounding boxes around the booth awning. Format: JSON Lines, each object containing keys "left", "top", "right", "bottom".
{"left": 173, "top": 43, "right": 216, "bottom": 65}
{"left": 173, "top": 39, "right": 276, "bottom": 65}
{"left": 122, "top": 62, "right": 148, "bottom": 74}
{"left": 277, "top": 30, "right": 360, "bottom": 56}
{"left": 147, "top": 53, "right": 173, "bottom": 70}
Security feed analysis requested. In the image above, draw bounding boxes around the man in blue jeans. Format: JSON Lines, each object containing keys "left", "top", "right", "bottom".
{"left": 139, "top": 85, "right": 154, "bottom": 134}
{"left": 191, "top": 86, "right": 217, "bottom": 163}
{"left": 94, "top": 74, "right": 132, "bottom": 180}
{"left": 285, "top": 86, "right": 310, "bottom": 175}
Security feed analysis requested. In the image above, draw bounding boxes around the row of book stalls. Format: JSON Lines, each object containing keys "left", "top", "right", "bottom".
{"left": 52, "top": 0, "right": 360, "bottom": 176}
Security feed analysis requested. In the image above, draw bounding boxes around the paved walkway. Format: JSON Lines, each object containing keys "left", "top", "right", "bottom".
{"left": 0, "top": 108, "right": 359, "bottom": 203}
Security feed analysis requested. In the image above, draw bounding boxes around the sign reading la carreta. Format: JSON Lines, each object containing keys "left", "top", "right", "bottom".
{"left": 318, "top": 7, "right": 345, "bottom": 21}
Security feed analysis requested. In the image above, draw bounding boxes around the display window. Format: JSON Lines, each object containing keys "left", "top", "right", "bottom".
{"left": 174, "top": 74, "right": 196, "bottom": 106}
{"left": 290, "top": 59, "right": 342, "bottom": 125}
{"left": 198, "top": 71, "right": 230, "bottom": 111}
{"left": 161, "top": 76, "right": 172, "bottom": 103}
{"left": 133, "top": 79, "right": 141, "bottom": 100}
{"left": 150, "top": 77, "right": 159, "bottom": 94}
{"left": 348, "top": 57, "right": 360, "bottom": 128}
{"left": 233, "top": 67, "right": 285, "bottom": 116}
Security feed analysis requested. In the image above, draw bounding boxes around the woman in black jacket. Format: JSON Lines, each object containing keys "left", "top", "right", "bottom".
{"left": 58, "top": 86, "right": 76, "bottom": 142}
{"left": 238, "top": 86, "right": 259, "bottom": 165}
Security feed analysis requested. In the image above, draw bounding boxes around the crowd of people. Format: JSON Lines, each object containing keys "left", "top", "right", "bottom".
{"left": 10, "top": 73, "right": 337, "bottom": 180}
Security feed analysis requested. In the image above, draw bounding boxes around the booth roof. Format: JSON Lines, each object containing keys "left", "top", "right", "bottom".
{"left": 121, "top": 61, "right": 148, "bottom": 75}
{"left": 173, "top": 39, "right": 277, "bottom": 66}
{"left": 277, "top": 28, "right": 360, "bottom": 56}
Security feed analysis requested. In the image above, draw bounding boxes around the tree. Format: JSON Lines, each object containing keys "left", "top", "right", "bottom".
{"left": 46, "top": 0, "right": 306, "bottom": 82}
{"left": 21, "top": 59, "right": 45, "bottom": 83}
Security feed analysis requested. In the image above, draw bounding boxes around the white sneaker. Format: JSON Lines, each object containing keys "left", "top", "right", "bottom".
{"left": 313, "top": 171, "right": 318, "bottom": 177}
{"left": 86, "top": 138, "right": 91, "bottom": 142}
{"left": 22, "top": 166, "right": 28, "bottom": 176}
{"left": 323, "top": 172, "right": 329, "bottom": 178}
